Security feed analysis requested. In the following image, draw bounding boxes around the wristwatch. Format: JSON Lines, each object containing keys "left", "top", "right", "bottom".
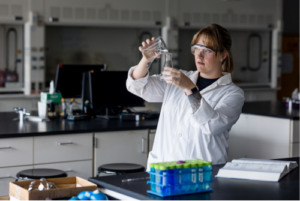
{"left": 185, "top": 86, "right": 199, "bottom": 96}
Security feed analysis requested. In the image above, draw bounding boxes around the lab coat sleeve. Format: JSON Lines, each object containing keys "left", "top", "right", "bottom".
{"left": 190, "top": 89, "right": 245, "bottom": 135}
{"left": 126, "top": 66, "right": 167, "bottom": 102}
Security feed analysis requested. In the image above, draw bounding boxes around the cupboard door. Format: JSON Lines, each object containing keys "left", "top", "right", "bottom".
{"left": 0, "top": 0, "right": 28, "bottom": 24}
{"left": 0, "top": 165, "right": 33, "bottom": 196}
{"left": 0, "top": 137, "right": 33, "bottom": 167}
{"left": 94, "top": 130, "right": 148, "bottom": 176}
{"left": 34, "top": 160, "right": 92, "bottom": 180}
{"left": 149, "top": 130, "right": 156, "bottom": 153}
{"left": 34, "top": 134, "right": 93, "bottom": 164}
{"left": 228, "top": 114, "right": 290, "bottom": 160}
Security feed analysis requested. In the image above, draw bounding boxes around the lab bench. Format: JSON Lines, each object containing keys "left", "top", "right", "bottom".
{"left": 0, "top": 101, "right": 299, "bottom": 197}
{"left": 88, "top": 157, "right": 299, "bottom": 200}
{"left": 0, "top": 112, "right": 158, "bottom": 196}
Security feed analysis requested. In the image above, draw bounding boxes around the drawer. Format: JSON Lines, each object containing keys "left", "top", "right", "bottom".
{"left": 0, "top": 137, "right": 33, "bottom": 168}
{"left": 34, "top": 160, "right": 92, "bottom": 180}
{"left": 34, "top": 134, "right": 93, "bottom": 164}
{"left": 0, "top": 165, "right": 33, "bottom": 196}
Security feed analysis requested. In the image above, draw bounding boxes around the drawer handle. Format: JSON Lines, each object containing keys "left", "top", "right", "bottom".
{"left": 141, "top": 138, "right": 145, "bottom": 153}
{"left": 65, "top": 170, "right": 73, "bottom": 172}
{"left": 0, "top": 146, "right": 11, "bottom": 150}
{"left": 57, "top": 142, "right": 73, "bottom": 145}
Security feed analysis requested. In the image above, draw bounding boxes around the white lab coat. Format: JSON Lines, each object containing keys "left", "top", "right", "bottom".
{"left": 126, "top": 67, "right": 245, "bottom": 171}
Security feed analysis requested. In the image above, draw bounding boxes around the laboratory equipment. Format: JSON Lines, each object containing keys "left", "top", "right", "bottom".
{"left": 160, "top": 53, "right": 173, "bottom": 80}
{"left": 4, "top": 28, "right": 19, "bottom": 84}
{"left": 54, "top": 64, "right": 107, "bottom": 99}
{"left": 0, "top": 25, "right": 23, "bottom": 89}
{"left": 147, "top": 159, "right": 213, "bottom": 197}
{"left": 142, "top": 36, "right": 168, "bottom": 62}
{"left": 86, "top": 71, "right": 145, "bottom": 119}
{"left": 13, "top": 107, "right": 30, "bottom": 121}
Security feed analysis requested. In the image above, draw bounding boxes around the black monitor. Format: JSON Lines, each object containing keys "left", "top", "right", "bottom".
{"left": 87, "top": 71, "right": 145, "bottom": 118}
{"left": 54, "top": 64, "right": 107, "bottom": 98}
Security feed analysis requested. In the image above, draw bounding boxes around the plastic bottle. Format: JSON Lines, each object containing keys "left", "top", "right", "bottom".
{"left": 203, "top": 161, "right": 212, "bottom": 190}
{"left": 196, "top": 162, "right": 204, "bottom": 191}
{"left": 167, "top": 164, "right": 175, "bottom": 185}
{"left": 159, "top": 164, "right": 171, "bottom": 195}
{"left": 155, "top": 164, "right": 162, "bottom": 193}
{"left": 182, "top": 163, "right": 191, "bottom": 192}
{"left": 166, "top": 163, "right": 175, "bottom": 194}
{"left": 149, "top": 163, "right": 156, "bottom": 192}
{"left": 174, "top": 162, "right": 184, "bottom": 193}
{"left": 190, "top": 163, "right": 198, "bottom": 191}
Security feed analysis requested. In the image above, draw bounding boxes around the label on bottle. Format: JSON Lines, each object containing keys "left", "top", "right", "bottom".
{"left": 179, "top": 170, "right": 182, "bottom": 184}
{"left": 192, "top": 169, "right": 196, "bottom": 183}
{"left": 163, "top": 172, "right": 167, "bottom": 186}
{"left": 198, "top": 168, "right": 203, "bottom": 182}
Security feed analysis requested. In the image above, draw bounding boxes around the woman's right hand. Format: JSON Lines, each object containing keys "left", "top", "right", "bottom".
{"left": 139, "top": 37, "right": 161, "bottom": 59}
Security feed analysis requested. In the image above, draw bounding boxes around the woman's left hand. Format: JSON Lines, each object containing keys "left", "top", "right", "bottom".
{"left": 162, "top": 67, "right": 196, "bottom": 90}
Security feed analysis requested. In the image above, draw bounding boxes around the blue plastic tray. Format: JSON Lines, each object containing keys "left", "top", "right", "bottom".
{"left": 147, "top": 180, "right": 213, "bottom": 197}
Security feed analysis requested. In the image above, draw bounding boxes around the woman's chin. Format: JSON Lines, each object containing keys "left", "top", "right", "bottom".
{"left": 196, "top": 66, "right": 207, "bottom": 73}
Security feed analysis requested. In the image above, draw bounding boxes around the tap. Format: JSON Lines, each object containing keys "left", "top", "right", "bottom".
{"left": 13, "top": 107, "right": 30, "bottom": 121}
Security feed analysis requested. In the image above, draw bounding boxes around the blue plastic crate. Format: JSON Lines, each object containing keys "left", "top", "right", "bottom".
{"left": 147, "top": 181, "right": 213, "bottom": 197}
{"left": 147, "top": 169, "right": 213, "bottom": 197}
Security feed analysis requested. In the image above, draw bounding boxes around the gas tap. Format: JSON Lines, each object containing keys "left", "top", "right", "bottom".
{"left": 13, "top": 107, "right": 30, "bottom": 121}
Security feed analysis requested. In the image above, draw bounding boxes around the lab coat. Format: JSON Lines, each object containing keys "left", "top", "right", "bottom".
{"left": 126, "top": 67, "right": 244, "bottom": 171}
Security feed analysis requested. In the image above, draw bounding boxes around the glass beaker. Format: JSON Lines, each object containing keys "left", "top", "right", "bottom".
{"left": 142, "top": 36, "right": 168, "bottom": 62}
{"left": 160, "top": 53, "right": 173, "bottom": 80}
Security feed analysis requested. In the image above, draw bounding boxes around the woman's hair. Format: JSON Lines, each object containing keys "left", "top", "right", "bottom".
{"left": 191, "top": 24, "right": 234, "bottom": 73}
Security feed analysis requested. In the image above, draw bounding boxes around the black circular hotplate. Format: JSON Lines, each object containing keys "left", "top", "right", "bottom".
{"left": 16, "top": 168, "right": 68, "bottom": 180}
{"left": 98, "top": 163, "right": 145, "bottom": 175}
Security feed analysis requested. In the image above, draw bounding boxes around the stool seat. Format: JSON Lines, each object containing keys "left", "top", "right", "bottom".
{"left": 98, "top": 163, "right": 145, "bottom": 175}
{"left": 16, "top": 168, "right": 68, "bottom": 180}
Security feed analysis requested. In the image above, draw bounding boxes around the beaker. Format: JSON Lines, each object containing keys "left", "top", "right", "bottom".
{"left": 160, "top": 53, "right": 173, "bottom": 80}
{"left": 142, "top": 36, "right": 168, "bottom": 62}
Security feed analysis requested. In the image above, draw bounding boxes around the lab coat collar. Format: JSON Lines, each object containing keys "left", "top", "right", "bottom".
{"left": 191, "top": 71, "right": 232, "bottom": 94}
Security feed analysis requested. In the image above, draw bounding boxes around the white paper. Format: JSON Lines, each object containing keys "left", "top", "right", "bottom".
{"left": 232, "top": 158, "right": 298, "bottom": 172}
{"left": 223, "top": 162, "right": 287, "bottom": 173}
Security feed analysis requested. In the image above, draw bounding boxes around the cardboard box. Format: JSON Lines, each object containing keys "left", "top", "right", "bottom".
{"left": 9, "top": 177, "right": 97, "bottom": 200}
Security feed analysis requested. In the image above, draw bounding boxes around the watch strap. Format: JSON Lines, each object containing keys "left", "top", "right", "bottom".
{"left": 185, "top": 86, "right": 199, "bottom": 96}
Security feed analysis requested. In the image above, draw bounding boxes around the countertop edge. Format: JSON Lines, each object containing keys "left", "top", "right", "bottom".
{"left": 0, "top": 126, "right": 157, "bottom": 139}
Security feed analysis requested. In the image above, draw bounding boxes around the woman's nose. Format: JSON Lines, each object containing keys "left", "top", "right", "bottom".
{"left": 197, "top": 50, "right": 204, "bottom": 58}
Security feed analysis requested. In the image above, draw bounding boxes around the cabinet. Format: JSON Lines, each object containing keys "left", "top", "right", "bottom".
{"left": 0, "top": 133, "right": 93, "bottom": 196}
{"left": 0, "top": 0, "right": 28, "bottom": 24}
{"left": 0, "top": 137, "right": 33, "bottom": 167}
{"left": 0, "top": 165, "right": 33, "bottom": 196}
{"left": 148, "top": 130, "right": 156, "bottom": 154}
{"left": 228, "top": 114, "right": 299, "bottom": 160}
{"left": 34, "top": 133, "right": 93, "bottom": 164}
{"left": 44, "top": 0, "right": 165, "bottom": 27}
{"left": 176, "top": 0, "right": 281, "bottom": 29}
{"left": 94, "top": 130, "right": 148, "bottom": 176}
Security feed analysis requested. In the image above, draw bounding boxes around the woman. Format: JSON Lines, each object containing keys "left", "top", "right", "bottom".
{"left": 126, "top": 24, "right": 244, "bottom": 170}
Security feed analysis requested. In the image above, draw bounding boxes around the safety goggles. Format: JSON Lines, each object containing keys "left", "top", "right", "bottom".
{"left": 191, "top": 44, "right": 216, "bottom": 58}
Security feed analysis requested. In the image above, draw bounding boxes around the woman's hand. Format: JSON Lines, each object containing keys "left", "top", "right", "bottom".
{"left": 139, "top": 37, "right": 161, "bottom": 60}
{"left": 162, "top": 67, "right": 196, "bottom": 90}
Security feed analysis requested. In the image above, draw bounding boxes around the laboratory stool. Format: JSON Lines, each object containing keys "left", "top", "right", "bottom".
{"left": 16, "top": 168, "right": 68, "bottom": 181}
{"left": 96, "top": 163, "right": 145, "bottom": 176}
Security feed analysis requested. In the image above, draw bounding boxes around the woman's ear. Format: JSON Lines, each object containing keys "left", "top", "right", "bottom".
{"left": 222, "top": 51, "right": 228, "bottom": 61}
